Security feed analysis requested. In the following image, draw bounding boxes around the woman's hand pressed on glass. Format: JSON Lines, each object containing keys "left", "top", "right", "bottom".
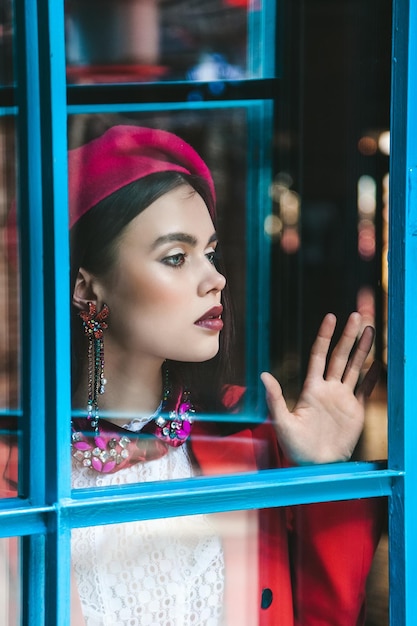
{"left": 261, "top": 312, "right": 379, "bottom": 465}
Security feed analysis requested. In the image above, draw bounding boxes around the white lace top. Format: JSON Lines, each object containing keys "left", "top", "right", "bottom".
{"left": 72, "top": 441, "right": 226, "bottom": 626}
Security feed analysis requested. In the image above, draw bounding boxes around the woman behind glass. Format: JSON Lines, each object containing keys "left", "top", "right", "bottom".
{"left": 67, "top": 125, "right": 380, "bottom": 625}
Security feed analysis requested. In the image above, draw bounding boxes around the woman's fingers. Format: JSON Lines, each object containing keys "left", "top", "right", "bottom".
{"left": 355, "top": 360, "right": 381, "bottom": 401}
{"left": 306, "top": 312, "right": 362, "bottom": 379}
{"left": 307, "top": 312, "right": 375, "bottom": 389}
{"left": 260, "top": 372, "right": 288, "bottom": 420}
{"left": 305, "top": 311, "right": 377, "bottom": 395}
{"left": 306, "top": 313, "right": 338, "bottom": 379}
{"left": 341, "top": 325, "right": 375, "bottom": 389}
{"left": 324, "top": 312, "right": 363, "bottom": 382}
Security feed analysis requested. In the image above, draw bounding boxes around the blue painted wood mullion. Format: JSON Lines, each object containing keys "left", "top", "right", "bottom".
{"left": 0, "top": 461, "right": 396, "bottom": 537}
{"left": 67, "top": 98, "right": 270, "bottom": 116}
{"left": 247, "top": 0, "right": 276, "bottom": 78}
{"left": 36, "top": 0, "right": 71, "bottom": 509}
{"left": 244, "top": 101, "right": 273, "bottom": 415}
{"left": 14, "top": 1, "right": 46, "bottom": 624}
{"left": 0, "top": 508, "right": 49, "bottom": 538}
{"left": 21, "top": 534, "right": 46, "bottom": 626}
{"left": 67, "top": 463, "right": 395, "bottom": 529}
{"left": 14, "top": 0, "right": 45, "bottom": 506}
{"left": 388, "top": 0, "right": 417, "bottom": 624}
{"left": 36, "top": 0, "right": 72, "bottom": 624}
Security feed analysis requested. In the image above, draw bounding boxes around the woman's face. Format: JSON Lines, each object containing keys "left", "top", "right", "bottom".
{"left": 94, "top": 184, "right": 226, "bottom": 364}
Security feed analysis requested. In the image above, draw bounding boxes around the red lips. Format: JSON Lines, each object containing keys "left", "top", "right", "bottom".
{"left": 195, "top": 305, "right": 224, "bottom": 331}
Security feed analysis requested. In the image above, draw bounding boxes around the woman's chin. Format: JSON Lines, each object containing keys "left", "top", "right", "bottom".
{"left": 175, "top": 342, "right": 220, "bottom": 363}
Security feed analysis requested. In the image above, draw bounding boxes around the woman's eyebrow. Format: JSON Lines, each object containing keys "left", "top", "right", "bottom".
{"left": 151, "top": 232, "right": 218, "bottom": 250}
{"left": 207, "top": 233, "right": 218, "bottom": 245}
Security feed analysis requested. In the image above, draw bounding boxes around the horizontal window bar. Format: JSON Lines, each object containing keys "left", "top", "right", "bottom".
{"left": 0, "top": 462, "right": 396, "bottom": 537}
{"left": 67, "top": 462, "right": 394, "bottom": 528}
{"left": 0, "top": 501, "right": 50, "bottom": 537}
{"left": 0, "top": 106, "right": 17, "bottom": 115}
{"left": 67, "top": 98, "right": 271, "bottom": 115}
{"left": 0, "top": 79, "right": 280, "bottom": 109}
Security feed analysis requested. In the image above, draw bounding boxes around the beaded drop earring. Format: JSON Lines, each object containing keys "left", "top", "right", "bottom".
{"left": 72, "top": 306, "right": 195, "bottom": 474}
{"left": 78, "top": 301, "right": 110, "bottom": 431}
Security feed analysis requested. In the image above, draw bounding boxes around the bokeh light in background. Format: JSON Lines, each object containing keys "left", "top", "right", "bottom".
{"left": 268, "top": 173, "right": 300, "bottom": 253}
{"left": 356, "top": 131, "right": 390, "bottom": 366}
{"left": 357, "top": 174, "right": 376, "bottom": 261}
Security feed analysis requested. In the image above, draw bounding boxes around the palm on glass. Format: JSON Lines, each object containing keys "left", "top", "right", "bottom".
{"left": 261, "top": 312, "right": 379, "bottom": 465}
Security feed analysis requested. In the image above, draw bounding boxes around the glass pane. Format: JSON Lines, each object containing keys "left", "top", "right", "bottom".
{"left": 366, "top": 524, "right": 389, "bottom": 626}
{"left": 0, "top": 537, "right": 20, "bottom": 625}
{"left": 0, "top": 118, "right": 18, "bottom": 498}
{"left": 68, "top": 111, "right": 385, "bottom": 489}
{"left": 0, "top": 118, "right": 17, "bottom": 410}
{"left": 0, "top": 0, "right": 14, "bottom": 86}
{"left": 271, "top": 0, "right": 391, "bottom": 464}
{"left": 69, "top": 109, "right": 272, "bottom": 482}
{"left": 71, "top": 500, "right": 386, "bottom": 624}
{"left": 0, "top": 430, "right": 17, "bottom": 496}
{"left": 65, "top": 0, "right": 263, "bottom": 84}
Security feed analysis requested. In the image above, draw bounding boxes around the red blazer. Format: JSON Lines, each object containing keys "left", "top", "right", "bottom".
{"left": 0, "top": 386, "right": 382, "bottom": 626}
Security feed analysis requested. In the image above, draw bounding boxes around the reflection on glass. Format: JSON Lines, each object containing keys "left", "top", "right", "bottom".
{"left": 366, "top": 525, "right": 389, "bottom": 626}
{"left": 0, "top": 430, "right": 17, "bottom": 496}
{"left": 0, "top": 537, "right": 20, "bottom": 625}
{"left": 0, "top": 0, "right": 13, "bottom": 86}
{"left": 72, "top": 512, "right": 240, "bottom": 624}
{"left": 69, "top": 110, "right": 257, "bottom": 485}
{"left": 65, "top": 0, "right": 258, "bottom": 83}
{"left": 71, "top": 499, "right": 387, "bottom": 625}
{"left": 0, "top": 118, "right": 18, "bottom": 498}
{"left": 0, "top": 117, "right": 18, "bottom": 410}
{"left": 68, "top": 111, "right": 384, "bottom": 495}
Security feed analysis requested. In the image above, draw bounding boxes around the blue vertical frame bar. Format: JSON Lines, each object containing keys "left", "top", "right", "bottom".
{"left": 245, "top": 101, "right": 273, "bottom": 415}
{"left": 14, "top": 0, "right": 45, "bottom": 624}
{"left": 388, "top": 0, "right": 417, "bottom": 623}
{"left": 14, "top": 0, "right": 44, "bottom": 501}
{"left": 247, "top": 0, "right": 276, "bottom": 78}
{"left": 36, "top": 0, "right": 72, "bottom": 624}
{"left": 36, "top": 0, "right": 71, "bottom": 501}
{"left": 245, "top": 0, "right": 275, "bottom": 414}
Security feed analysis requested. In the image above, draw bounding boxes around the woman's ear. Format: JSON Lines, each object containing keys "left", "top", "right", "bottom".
{"left": 72, "top": 267, "right": 100, "bottom": 311}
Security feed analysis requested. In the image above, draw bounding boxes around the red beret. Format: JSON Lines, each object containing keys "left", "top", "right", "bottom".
{"left": 68, "top": 125, "right": 215, "bottom": 228}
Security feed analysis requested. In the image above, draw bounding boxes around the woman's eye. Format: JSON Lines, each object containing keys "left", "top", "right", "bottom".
{"left": 162, "top": 253, "right": 186, "bottom": 268}
{"left": 206, "top": 250, "right": 217, "bottom": 265}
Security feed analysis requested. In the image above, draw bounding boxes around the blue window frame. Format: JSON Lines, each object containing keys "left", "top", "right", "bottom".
{"left": 0, "top": 0, "right": 416, "bottom": 623}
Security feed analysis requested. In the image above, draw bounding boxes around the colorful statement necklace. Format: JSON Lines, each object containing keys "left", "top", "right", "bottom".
{"left": 71, "top": 388, "right": 194, "bottom": 474}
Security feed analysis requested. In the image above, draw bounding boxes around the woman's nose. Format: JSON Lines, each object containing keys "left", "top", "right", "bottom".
{"left": 198, "top": 263, "right": 226, "bottom": 296}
